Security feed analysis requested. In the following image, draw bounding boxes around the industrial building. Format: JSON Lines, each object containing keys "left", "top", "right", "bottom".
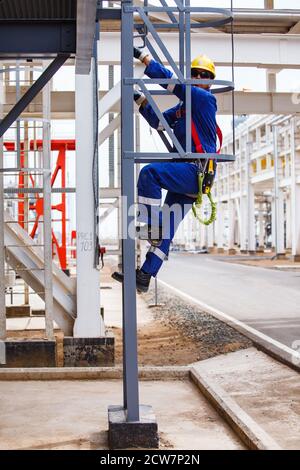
{"left": 0, "top": 0, "right": 299, "bottom": 454}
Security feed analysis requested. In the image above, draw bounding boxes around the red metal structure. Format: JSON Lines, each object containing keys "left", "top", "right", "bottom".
{"left": 3, "top": 139, "right": 75, "bottom": 270}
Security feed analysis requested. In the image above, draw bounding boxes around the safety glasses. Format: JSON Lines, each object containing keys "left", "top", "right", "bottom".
{"left": 191, "top": 69, "right": 214, "bottom": 80}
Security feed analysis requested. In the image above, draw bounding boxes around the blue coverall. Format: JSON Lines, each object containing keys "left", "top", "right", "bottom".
{"left": 137, "top": 59, "right": 217, "bottom": 277}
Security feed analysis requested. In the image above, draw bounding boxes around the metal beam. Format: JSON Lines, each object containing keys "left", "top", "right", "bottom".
{"left": 0, "top": 54, "right": 69, "bottom": 137}
{"left": 0, "top": 22, "right": 76, "bottom": 58}
{"left": 98, "top": 32, "right": 300, "bottom": 68}
{"left": 4, "top": 89, "right": 300, "bottom": 117}
{"left": 121, "top": 0, "right": 140, "bottom": 422}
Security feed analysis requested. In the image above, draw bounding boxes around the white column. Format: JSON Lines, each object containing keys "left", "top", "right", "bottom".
{"left": 258, "top": 203, "right": 265, "bottom": 249}
{"left": 74, "top": 61, "right": 104, "bottom": 337}
{"left": 290, "top": 118, "right": 300, "bottom": 260}
{"left": 42, "top": 62, "right": 54, "bottom": 340}
{"left": 216, "top": 202, "right": 224, "bottom": 252}
{"left": 228, "top": 199, "right": 236, "bottom": 252}
{"left": 248, "top": 183, "right": 256, "bottom": 252}
{"left": 273, "top": 126, "right": 285, "bottom": 256}
{"left": 271, "top": 197, "right": 276, "bottom": 250}
{"left": 0, "top": 66, "right": 6, "bottom": 341}
{"left": 207, "top": 221, "right": 214, "bottom": 251}
{"left": 277, "top": 190, "right": 285, "bottom": 254}
{"left": 239, "top": 196, "right": 248, "bottom": 251}
{"left": 285, "top": 196, "right": 292, "bottom": 250}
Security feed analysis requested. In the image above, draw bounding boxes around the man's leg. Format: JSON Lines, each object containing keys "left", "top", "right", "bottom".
{"left": 137, "top": 161, "right": 198, "bottom": 226}
{"left": 113, "top": 162, "right": 198, "bottom": 291}
{"left": 141, "top": 192, "right": 195, "bottom": 277}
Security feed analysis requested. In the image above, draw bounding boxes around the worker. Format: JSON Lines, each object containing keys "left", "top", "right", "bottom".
{"left": 112, "top": 48, "right": 218, "bottom": 292}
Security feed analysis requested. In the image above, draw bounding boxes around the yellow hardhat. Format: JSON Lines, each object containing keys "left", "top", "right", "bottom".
{"left": 191, "top": 54, "right": 216, "bottom": 79}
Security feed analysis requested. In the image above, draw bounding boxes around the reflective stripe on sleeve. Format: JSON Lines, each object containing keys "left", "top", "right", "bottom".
{"left": 138, "top": 196, "right": 161, "bottom": 206}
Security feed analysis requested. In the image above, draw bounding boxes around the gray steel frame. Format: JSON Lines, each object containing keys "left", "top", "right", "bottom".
{"left": 120, "top": 0, "right": 235, "bottom": 423}
{"left": 0, "top": 54, "right": 70, "bottom": 139}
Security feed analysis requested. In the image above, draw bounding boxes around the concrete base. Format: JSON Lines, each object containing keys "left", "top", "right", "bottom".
{"left": 256, "top": 246, "right": 265, "bottom": 253}
{"left": 292, "top": 255, "right": 300, "bottom": 262}
{"left": 108, "top": 405, "right": 159, "bottom": 449}
{"left": 275, "top": 253, "right": 287, "bottom": 260}
{"left": 0, "top": 340, "right": 56, "bottom": 368}
{"left": 227, "top": 248, "right": 237, "bottom": 255}
{"left": 217, "top": 247, "right": 225, "bottom": 254}
{"left": 6, "top": 305, "right": 31, "bottom": 318}
{"left": 63, "top": 336, "right": 114, "bottom": 367}
{"left": 240, "top": 249, "right": 248, "bottom": 254}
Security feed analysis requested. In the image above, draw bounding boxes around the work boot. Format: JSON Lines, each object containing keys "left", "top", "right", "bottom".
{"left": 136, "top": 224, "right": 162, "bottom": 247}
{"left": 111, "top": 268, "right": 151, "bottom": 293}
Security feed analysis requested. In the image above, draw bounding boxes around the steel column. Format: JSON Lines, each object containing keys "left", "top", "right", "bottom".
{"left": 121, "top": 0, "right": 140, "bottom": 422}
{"left": 42, "top": 62, "right": 54, "bottom": 340}
{"left": 0, "top": 68, "right": 5, "bottom": 340}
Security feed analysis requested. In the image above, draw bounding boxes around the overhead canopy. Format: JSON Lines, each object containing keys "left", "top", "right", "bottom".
{"left": 0, "top": 0, "right": 76, "bottom": 20}
{"left": 0, "top": 0, "right": 77, "bottom": 58}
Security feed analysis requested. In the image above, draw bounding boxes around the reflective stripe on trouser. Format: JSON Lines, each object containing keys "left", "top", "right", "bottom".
{"left": 141, "top": 191, "right": 195, "bottom": 277}
{"left": 137, "top": 195, "right": 161, "bottom": 224}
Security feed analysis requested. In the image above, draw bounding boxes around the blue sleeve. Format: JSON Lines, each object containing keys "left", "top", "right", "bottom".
{"left": 139, "top": 103, "right": 180, "bottom": 130}
{"left": 144, "top": 59, "right": 212, "bottom": 108}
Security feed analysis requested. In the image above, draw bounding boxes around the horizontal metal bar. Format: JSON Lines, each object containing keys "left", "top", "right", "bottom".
{"left": 97, "top": 8, "right": 122, "bottom": 21}
{"left": 127, "top": 6, "right": 233, "bottom": 16}
{"left": 5, "top": 268, "right": 45, "bottom": 272}
{"left": 123, "top": 152, "right": 235, "bottom": 162}
{"left": 126, "top": 77, "right": 234, "bottom": 94}
{"left": 4, "top": 187, "right": 75, "bottom": 194}
{"left": 1, "top": 168, "right": 51, "bottom": 173}
{"left": 5, "top": 244, "right": 44, "bottom": 248}
{"left": 6, "top": 290, "right": 45, "bottom": 295}
{"left": 5, "top": 220, "right": 44, "bottom": 225}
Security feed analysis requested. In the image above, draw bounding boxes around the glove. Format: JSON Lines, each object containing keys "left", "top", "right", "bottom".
{"left": 134, "top": 90, "right": 146, "bottom": 107}
{"left": 133, "top": 46, "right": 149, "bottom": 63}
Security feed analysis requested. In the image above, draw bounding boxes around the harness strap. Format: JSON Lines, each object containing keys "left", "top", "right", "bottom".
{"left": 174, "top": 106, "right": 222, "bottom": 226}
{"left": 176, "top": 106, "right": 223, "bottom": 154}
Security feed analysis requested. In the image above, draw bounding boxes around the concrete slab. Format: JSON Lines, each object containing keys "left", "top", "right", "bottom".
{"left": 0, "top": 379, "right": 245, "bottom": 450}
{"left": 193, "top": 347, "right": 300, "bottom": 450}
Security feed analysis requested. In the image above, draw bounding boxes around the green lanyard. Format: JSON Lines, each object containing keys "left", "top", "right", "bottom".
{"left": 192, "top": 172, "right": 217, "bottom": 226}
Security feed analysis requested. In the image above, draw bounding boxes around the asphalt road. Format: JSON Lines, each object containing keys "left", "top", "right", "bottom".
{"left": 158, "top": 253, "right": 300, "bottom": 350}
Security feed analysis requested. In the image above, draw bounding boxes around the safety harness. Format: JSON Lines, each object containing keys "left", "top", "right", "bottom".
{"left": 176, "top": 106, "right": 223, "bottom": 226}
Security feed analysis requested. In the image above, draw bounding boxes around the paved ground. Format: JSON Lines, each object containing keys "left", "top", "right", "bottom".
{"left": 194, "top": 348, "right": 300, "bottom": 450}
{"left": 158, "top": 253, "right": 300, "bottom": 349}
{"left": 0, "top": 379, "right": 244, "bottom": 450}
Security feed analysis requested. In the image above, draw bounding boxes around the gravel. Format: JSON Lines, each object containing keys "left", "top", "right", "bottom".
{"left": 143, "top": 286, "right": 252, "bottom": 360}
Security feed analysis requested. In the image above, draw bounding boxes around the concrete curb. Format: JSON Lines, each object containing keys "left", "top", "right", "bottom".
{"left": 190, "top": 367, "right": 282, "bottom": 450}
{"left": 0, "top": 365, "right": 190, "bottom": 381}
{"left": 158, "top": 280, "right": 300, "bottom": 373}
